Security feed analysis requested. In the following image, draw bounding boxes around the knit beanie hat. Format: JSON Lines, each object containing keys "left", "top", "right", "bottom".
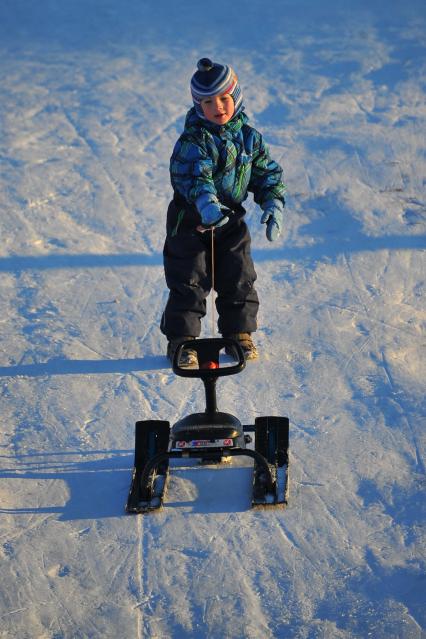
{"left": 190, "top": 58, "right": 243, "bottom": 120}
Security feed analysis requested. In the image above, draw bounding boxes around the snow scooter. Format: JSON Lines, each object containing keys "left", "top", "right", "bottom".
{"left": 126, "top": 337, "right": 289, "bottom": 513}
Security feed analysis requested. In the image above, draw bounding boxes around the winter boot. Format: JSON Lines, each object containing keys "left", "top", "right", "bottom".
{"left": 223, "top": 333, "right": 258, "bottom": 361}
{"left": 167, "top": 336, "right": 198, "bottom": 368}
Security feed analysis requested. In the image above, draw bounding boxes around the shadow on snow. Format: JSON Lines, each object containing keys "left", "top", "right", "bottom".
{"left": 0, "top": 355, "right": 168, "bottom": 378}
{"left": 0, "top": 451, "right": 253, "bottom": 519}
{"left": 0, "top": 450, "right": 137, "bottom": 520}
{"left": 0, "top": 252, "right": 163, "bottom": 272}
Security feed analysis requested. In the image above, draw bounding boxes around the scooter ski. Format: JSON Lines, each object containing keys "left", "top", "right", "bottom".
{"left": 126, "top": 337, "right": 289, "bottom": 513}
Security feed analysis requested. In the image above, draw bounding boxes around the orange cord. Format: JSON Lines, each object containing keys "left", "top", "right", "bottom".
{"left": 211, "top": 227, "right": 215, "bottom": 335}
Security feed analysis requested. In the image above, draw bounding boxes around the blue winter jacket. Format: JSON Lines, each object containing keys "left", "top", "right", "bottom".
{"left": 170, "top": 108, "right": 286, "bottom": 223}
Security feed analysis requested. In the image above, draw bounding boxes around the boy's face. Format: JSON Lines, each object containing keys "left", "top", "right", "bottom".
{"left": 200, "top": 93, "right": 235, "bottom": 125}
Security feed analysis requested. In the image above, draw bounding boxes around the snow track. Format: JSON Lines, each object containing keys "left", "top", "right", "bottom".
{"left": 1, "top": 0, "right": 425, "bottom": 637}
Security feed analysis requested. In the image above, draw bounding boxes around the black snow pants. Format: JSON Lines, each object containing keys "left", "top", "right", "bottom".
{"left": 161, "top": 198, "right": 259, "bottom": 339}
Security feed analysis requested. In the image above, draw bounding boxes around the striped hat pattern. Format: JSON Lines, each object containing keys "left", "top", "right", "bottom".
{"left": 190, "top": 58, "right": 243, "bottom": 120}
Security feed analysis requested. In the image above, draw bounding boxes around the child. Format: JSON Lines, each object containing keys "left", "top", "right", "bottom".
{"left": 160, "top": 58, "right": 286, "bottom": 366}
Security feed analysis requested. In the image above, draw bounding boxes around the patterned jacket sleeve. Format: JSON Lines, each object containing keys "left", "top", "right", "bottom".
{"left": 248, "top": 130, "right": 286, "bottom": 210}
{"left": 169, "top": 135, "right": 222, "bottom": 220}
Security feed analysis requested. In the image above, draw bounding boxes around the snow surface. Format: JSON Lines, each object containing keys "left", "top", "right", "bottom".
{"left": 0, "top": 1, "right": 425, "bottom": 637}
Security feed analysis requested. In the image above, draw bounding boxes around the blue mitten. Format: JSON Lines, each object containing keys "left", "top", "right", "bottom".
{"left": 199, "top": 203, "right": 229, "bottom": 229}
{"left": 261, "top": 201, "right": 283, "bottom": 241}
